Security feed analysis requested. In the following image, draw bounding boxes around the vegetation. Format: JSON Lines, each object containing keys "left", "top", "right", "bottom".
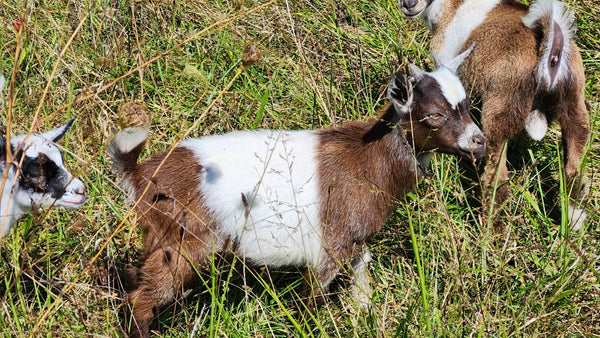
{"left": 0, "top": 0, "right": 598, "bottom": 336}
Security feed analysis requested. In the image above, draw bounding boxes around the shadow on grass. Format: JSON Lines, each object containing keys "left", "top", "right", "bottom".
{"left": 89, "top": 250, "right": 379, "bottom": 336}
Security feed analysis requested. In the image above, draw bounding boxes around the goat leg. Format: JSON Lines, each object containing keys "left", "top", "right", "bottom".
{"left": 126, "top": 241, "right": 209, "bottom": 338}
{"left": 558, "top": 91, "right": 590, "bottom": 230}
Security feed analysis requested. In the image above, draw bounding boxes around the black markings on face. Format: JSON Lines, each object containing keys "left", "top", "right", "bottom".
{"left": 17, "top": 151, "right": 69, "bottom": 198}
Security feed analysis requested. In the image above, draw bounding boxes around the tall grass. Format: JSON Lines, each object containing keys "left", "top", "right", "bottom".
{"left": 0, "top": 0, "right": 598, "bottom": 336}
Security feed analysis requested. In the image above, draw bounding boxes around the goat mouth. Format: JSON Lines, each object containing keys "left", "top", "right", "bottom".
{"left": 401, "top": 9, "right": 424, "bottom": 17}
{"left": 458, "top": 149, "right": 485, "bottom": 161}
{"left": 57, "top": 193, "right": 87, "bottom": 208}
{"left": 401, "top": 3, "right": 427, "bottom": 17}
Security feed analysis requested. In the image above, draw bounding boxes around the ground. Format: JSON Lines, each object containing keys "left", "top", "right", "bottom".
{"left": 0, "top": 0, "right": 599, "bottom": 336}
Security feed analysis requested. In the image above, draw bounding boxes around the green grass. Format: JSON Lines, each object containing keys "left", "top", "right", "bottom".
{"left": 1, "top": 0, "right": 599, "bottom": 336}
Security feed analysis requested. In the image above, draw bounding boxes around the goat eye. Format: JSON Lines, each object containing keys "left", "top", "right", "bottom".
{"left": 38, "top": 153, "right": 48, "bottom": 165}
{"left": 420, "top": 113, "right": 446, "bottom": 123}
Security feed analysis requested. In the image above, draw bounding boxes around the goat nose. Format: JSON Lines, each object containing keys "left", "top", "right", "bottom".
{"left": 471, "top": 134, "right": 487, "bottom": 158}
{"left": 75, "top": 185, "right": 86, "bottom": 195}
{"left": 72, "top": 179, "right": 86, "bottom": 195}
{"left": 403, "top": 0, "right": 418, "bottom": 9}
{"left": 473, "top": 134, "right": 485, "bottom": 146}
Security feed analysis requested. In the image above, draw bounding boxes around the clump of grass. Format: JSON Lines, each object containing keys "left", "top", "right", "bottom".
{"left": 0, "top": 0, "right": 598, "bottom": 336}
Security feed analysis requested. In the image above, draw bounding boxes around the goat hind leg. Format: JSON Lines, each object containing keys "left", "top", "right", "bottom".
{"left": 126, "top": 242, "right": 209, "bottom": 338}
{"left": 559, "top": 96, "right": 590, "bottom": 230}
{"left": 480, "top": 134, "right": 512, "bottom": 232}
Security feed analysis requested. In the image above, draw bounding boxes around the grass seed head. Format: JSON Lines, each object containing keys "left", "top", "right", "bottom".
{"left": 242, "top": 43, "right": 262, "bottom": 67}
{"left": 117, "top": 102, "right": 150, "bottom": 130}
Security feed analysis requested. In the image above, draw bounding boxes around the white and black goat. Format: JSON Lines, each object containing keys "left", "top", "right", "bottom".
{"left": 400, "top": 0, "right": 590, "bottom": 228}
{"left": 0, "top": 117, "right": 86, "bottom": 238}
{"left": 108, "top": 51, "right": 485, "bottom": 338}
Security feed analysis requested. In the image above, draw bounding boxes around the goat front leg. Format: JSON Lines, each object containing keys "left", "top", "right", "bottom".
{"left": 350, "top": 248, "right": 373, "bottom": 311}
{"left": 302, "top": 255, "right": 340, "bottom": 313}
{"left": 558, "top": 93, "right": 590, "bottom": 230}
{"left": 481, "top": 139, "right": 510, "bottom": 224}
{"left": 479, "top": 94, "right": 530, "bottom": 229}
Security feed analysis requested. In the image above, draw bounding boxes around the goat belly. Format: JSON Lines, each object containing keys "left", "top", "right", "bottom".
{"left": 181, "top": 130, "right": 323, "bottom": 268}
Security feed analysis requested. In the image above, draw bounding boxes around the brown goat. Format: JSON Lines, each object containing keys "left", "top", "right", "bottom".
{"left": 108, "top": 56, "right": 485, "bottom": 338}
{"left": 400, "top": 0, "right": 590, "bottom": 228}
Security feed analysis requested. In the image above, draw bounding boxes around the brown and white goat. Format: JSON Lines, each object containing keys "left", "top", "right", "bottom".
{"left": 1, "top": 118, "right": 87, "bottom": 238}
{"left": 400, "top": 0, "right": 590, "bottom": 228}
{"left": 108, "top": 52, "right": 485, "bottom": 338}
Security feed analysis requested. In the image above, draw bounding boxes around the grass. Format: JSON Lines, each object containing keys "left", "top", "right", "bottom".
{"left": 0, "top": 0, "right": 599, "bottom": 336}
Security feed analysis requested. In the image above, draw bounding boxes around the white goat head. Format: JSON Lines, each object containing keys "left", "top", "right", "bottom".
{"left": 1, "top": 119, "right": 86, "bottom": 238}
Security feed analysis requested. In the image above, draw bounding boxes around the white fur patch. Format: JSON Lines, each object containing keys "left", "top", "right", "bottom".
{"left": 568, "top": 202, "right": 587, "bottom": 231}
{"left": 350, "top": 250, "right": 373, "bottom": 310}
{"left": 434, "top": 0, "right": 501, "bottom": 64}
{"left": 525, "top": 109, "right": 548, "bottom": 141}
{"left": 429, "top": 67, "right": 467, "bottom": 109}
{"left": 522, "top": 0, "right": 575, "bottom": 90}
{"left": 111, "top": 126, "right": 149, "bottom": 154}
{"left": 457, "top": 123, "right": 481, "bottom": 151}
{"left": 10, "top": 134, "right": 64, "bottom": 169}
{"left": 421, "top": 0, "right": 446, "bottom": 30}
{"left": 182, "top": 130, "right": 323, "bottom": 268}
{"left": 1, "top": 165, "right": 21, "bottom": 238}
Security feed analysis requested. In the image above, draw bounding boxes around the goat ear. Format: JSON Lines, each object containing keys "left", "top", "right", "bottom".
{"left": 363, "top": 73, "right": 412, "bottom": 143}
{"left": 41, "top": 117, "right": 75, "bottom": 142}
{"left": 387, "top": 71, "right": 413, "bottom": 118}
{"left": 440, "top": 43, "right": 476, "bottom": 74}
{"left": 408, "top": 64, "right": 427, "bottom": 83}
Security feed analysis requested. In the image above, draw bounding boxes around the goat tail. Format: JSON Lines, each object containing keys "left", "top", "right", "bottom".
{"left": 107, "top": 125, "right": 149, "bottom": 176}
{"left": 522, "top": 0, "right": 576, "bottom": 91}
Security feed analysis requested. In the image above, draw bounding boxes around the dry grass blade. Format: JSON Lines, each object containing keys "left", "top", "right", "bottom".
{"left": 25, "top": 2, "right": 275, "bottom": 336}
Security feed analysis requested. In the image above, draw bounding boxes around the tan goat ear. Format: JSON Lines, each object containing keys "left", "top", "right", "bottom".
{"left": 440, "top": 43, "right": 476, "bottom": 74}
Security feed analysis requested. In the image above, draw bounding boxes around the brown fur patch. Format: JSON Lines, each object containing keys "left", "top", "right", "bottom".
{"left": 130, "top": 147, "right": 219, "bottom": 255}
{"left": 316, "top": 121, "right": 420, "bottom": 280}
{"left": 426, "top": 0, "right": 589, "bottom": 212}
{"left": 126, "top": 147, "right": 224, "bottom": 338}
